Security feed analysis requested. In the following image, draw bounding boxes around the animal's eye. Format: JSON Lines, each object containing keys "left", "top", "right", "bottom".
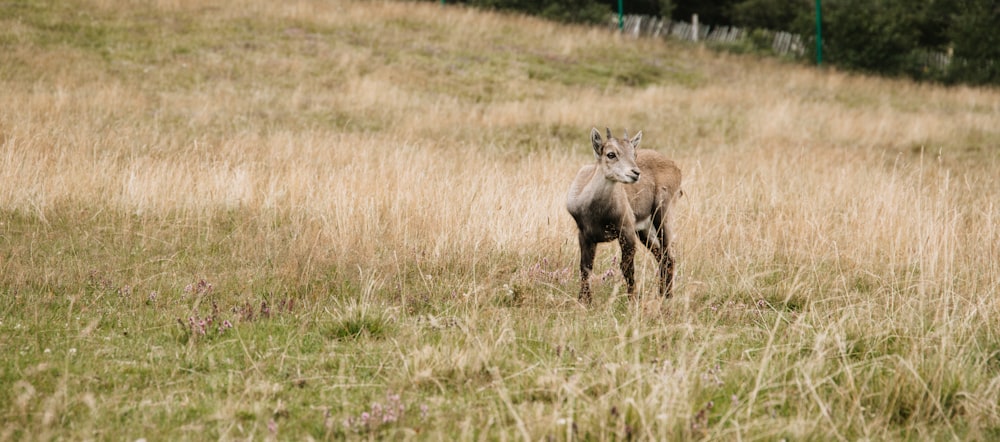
{"left": 607, "top": 152, "right": 617, "bottom": 159}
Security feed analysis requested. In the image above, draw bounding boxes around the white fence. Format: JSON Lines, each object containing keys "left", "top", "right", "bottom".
{"left": 617, "top": 14, "right": 806, "bottom": 58}
{"left": 615, "top": 14, "right": 954, "bottom": 70}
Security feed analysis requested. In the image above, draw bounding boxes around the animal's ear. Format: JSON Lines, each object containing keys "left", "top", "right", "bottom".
{"left": 629, "top": 130, "right": 643, "bottom": 148}
{"left": 591, "top": 127, "right": 603, "bottom": 157}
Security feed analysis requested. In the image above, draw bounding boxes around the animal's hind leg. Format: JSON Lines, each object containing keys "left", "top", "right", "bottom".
{"left": 646, "top": 209, "right": 675, "bottom": 298}
{"left": 639, "top": 219, "right": 671, "bottom": 298}
{"left": 635, "top": 228, "right": 652, "bottom": 251}
{"left": 658, "top": 224, "right": 675, "bottom": 298}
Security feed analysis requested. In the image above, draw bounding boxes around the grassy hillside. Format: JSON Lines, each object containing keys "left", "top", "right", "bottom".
{"left": 2, "top": 0, "right": 1000, "bottom": 439}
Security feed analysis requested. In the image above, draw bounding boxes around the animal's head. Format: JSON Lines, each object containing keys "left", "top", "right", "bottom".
{"left": 591, "top": 127, "right": 642, "bottom": 184}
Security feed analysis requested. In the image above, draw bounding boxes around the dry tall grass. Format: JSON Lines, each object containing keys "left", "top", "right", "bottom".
{"left": 2, "top": 0, "right": 1000, "bottom": 439}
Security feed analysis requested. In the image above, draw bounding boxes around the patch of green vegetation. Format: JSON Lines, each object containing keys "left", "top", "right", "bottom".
{"left": 844, "top": 330, "right": 908, "bottom": 361}
{"left": 303, "top": 108, "right": 386, "bottom": 133}
{"left": 1, "top": 2, "right": 160, "bottom": 66}
{"left": 834, "top": 90, "right": 879, "bottom": 109}
{"left": 326, "top": 309, "right": 393, "bottom": 340}
{"left": 484, "top": 122, "right": 584, "bottom": 155}
{"left": 524, "top": 50, "right": 694, "bottom": 89}
{"left": 760, "top": 292, "right": 809, "bottom": 313}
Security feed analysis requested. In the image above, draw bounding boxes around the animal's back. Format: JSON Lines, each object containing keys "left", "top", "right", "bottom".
{"left": 625, "top": 149, "right": 682, "bottom": 216}
{"left": 637, "top": 149, "right": 681, "bottom": 195}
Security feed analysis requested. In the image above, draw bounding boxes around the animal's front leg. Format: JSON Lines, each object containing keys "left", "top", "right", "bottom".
{"left": 619, "top": 233, "right": 637, "bottom": 297}
{"left": 578, "top": 235, "right": 597, "bottom": 304}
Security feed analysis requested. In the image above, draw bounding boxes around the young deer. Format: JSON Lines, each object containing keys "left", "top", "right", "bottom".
{"left": 566, "top": 128, "right": 682, "bottom": 303}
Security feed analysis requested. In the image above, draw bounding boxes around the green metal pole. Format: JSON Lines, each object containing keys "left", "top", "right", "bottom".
{"left": 618, "top": 0, "right": 624, "bottom": 30}
{"left": 815, "top": 0, "right": 823, "bottom": 65}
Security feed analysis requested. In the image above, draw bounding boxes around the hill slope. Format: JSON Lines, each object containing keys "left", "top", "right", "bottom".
{"left": 2, "top": 0, "right": 1000, "bottom": 440}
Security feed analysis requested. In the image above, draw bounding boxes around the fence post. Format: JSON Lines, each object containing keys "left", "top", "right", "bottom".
{"left": 692, "top": 14, "right": 699, "bottom": 42}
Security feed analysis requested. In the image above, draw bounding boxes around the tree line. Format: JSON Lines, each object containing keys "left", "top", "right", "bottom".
{"left": 435, "top": 0, "right": 999, "bottom": 86}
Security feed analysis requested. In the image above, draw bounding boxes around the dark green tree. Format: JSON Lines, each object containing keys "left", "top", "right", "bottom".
{"left": 947, "top": 0, "right": 1000, "bottom": 84}
{"left": 659, "top": 0, "right": 677, "bottom": 18}
{"left": 457, "top": 0, "right": 611, "bottom": 24}
{"left": 606, "top": 0, "right": 662, "bottom": 16}
{"left": 730, "top": 0, "right": 811, "bottom": 31}
{"left": 670, "top": 0, "right": 739, "bottom": 24}
{"left": 819, "top": 0, "right": 922, "bottom": 75}
{"left": 915, "top": 0, "right": 957, "bottom": 49}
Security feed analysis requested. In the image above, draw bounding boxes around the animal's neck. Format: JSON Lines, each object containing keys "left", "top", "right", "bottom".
{"left": 574, "top": 167, "right": 623, "bottom": 211}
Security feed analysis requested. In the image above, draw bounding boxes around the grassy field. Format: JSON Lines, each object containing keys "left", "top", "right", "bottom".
{"left": 2, "top": 0, "right": 1000, "bottom": 439}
